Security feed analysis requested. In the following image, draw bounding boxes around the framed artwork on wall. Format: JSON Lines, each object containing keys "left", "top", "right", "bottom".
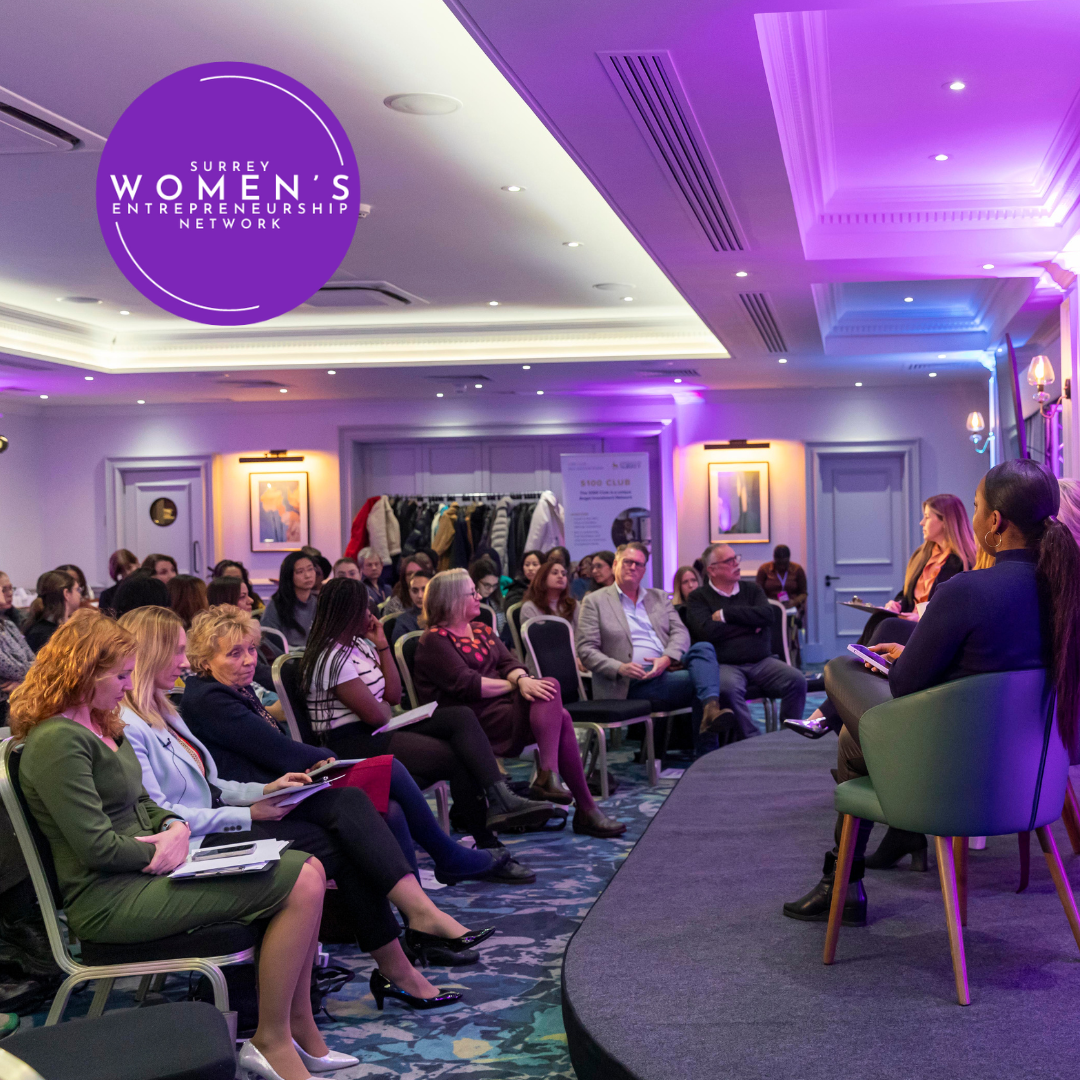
{"left": 708, "top": 462, "right": 769, "bottom": 544}
{"left": 249, "top": 472, "right": 309, "bottom": 552}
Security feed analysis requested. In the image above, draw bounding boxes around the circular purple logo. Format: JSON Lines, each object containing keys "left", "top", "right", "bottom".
{"left": 96, "top": 62, "right": 358, "bottom": 326}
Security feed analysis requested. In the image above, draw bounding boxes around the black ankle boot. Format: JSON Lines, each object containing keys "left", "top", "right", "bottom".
{"left": 864, "top": 827, "right": 929, "bottom": 871}
{"left": 782, "top": 851, "right": 867, "bottom": 926}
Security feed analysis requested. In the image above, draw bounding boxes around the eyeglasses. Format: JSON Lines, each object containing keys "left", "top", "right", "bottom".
{"left": 708, "top": 555, "right": 742, "bottom": 568}
{"left": 621, "top": 559, "right": 648, "bottom": 571}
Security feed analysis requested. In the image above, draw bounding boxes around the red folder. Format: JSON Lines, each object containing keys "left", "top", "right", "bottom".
{"left": 327, "top": 754, "right": 394, "bottom": 814}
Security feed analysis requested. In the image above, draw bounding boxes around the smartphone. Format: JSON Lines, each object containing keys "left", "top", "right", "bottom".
{"left": 846, "top": 644, "right": 892, "bottom": 675}
{"left": 191, "top": 842, "right": 256, "bottom": 862}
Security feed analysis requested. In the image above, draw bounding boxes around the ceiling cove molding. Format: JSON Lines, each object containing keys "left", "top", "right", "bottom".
{"left": 756, "top": 11, "right": 1080, "bottom": 251}
{"left": 0, "top": 302, "right": 727, "bottom": 372}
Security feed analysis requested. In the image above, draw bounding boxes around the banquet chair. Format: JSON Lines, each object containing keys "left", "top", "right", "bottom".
{"left": 258, "top": 625, "right": 290, "bottom": 657}
{"left": 476, "top": 604, "right": 497, "bottom": 630}
{"left": 825, "top": 670, "right": 1080, "bottom": 1005}
{"left": 506, "top": 603, "right": 525, "bottom": 660}
{"left": 0, "top": 740, "right": 256, "bottom": 1034}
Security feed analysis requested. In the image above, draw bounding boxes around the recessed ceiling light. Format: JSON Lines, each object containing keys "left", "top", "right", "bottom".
{"left": 279, "top": 388, "right": 288, "bottom": 393}
{"left": 982, "top": 263, "right": 995, "bottom": 270}
{"left": 136, "top": 399, "right": 145, "bottom": 405}
{"left": 119, "top": 310, "right": 130, "bottom": 316}
{"left": 84, "top": 376, "right": 93, "bottom": 381}
{"left": 904, "top": 296, "right": 914, "bottom": 302}
{"left": 522, "top": 365, "right": 531, "bottom": 370}
{"left": 933, "top": 153, "right": 949, "bottom": 161}
{"left": 593, "top": 282, "right": 635, "bottom": 292}
{"left": 39, "top": 394, "right": 48, "bottom": 399}
{"left": 383, "top": 93, "right": 461, "bottom": 115}
{"left": 929, "top": 372, "right": 938, "bottom": 377}
{"left": 735, "top": 271, "right": 748, "bottom": 278}
{"left": 474, "top": 383, "right": 484, "bottom": 389}
{"left": 855, "top": 382, "right": 863, "bottom": 387}
{"left": 327, "top": 370, "right": 336, "bottom": 375}
{"left": 938, "top": 354, "right": 947, "bottom": 359}
{"left": 778, "top": 358, "right": 788, "bottom": 364}
{"left": 488, "top": 301, "right": 500, "bottom": 306}
{"left": 563, "top": 241, "right": 583, "bottom": 248}
{"left": 436, "top": 393, "right": 444, "bottom": 398}
{"left": 622, "top": 296, "right": 634, "bottom": 302}
{"left": 674, "top": 378, "right": 682, "bottom": 383}
{"left": 536, "top": 390, "right": 544, "bottom": 395}
{"left": 947, "top": 80, "right": 966, "bottom": 91}
{"left": 501, "top": 185, "right": 525, "bottom": 192}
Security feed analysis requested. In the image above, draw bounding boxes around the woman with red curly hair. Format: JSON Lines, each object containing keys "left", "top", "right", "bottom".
{"left": 10, "top": 609, "right": 332, "bottom": 1080}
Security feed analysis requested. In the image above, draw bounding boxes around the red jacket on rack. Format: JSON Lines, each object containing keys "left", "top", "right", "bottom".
{"left": 344, "top": 496, "right": 380, "bottom": 560}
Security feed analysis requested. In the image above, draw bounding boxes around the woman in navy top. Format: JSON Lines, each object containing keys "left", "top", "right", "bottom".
{"left": 785, "top": 460, "right": 1080, "bottom": 926}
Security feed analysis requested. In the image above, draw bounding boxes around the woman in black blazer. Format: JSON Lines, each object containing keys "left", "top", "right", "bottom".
{"left": 784, "top": 461, "right": 1080, "bottom": 927}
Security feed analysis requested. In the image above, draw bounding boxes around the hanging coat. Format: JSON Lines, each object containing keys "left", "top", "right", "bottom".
{"left": 367, "top": 496, "right": 402, "bottom": 566}
{"left": 344, "top": 496, "right": 380, "bottom": 560}
{"left": 525, "top": 490, "right": 565, "bottom": 553}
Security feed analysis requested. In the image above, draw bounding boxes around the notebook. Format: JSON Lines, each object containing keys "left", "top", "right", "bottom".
{"left": 170, "top": 838, "right": 289, "bottom": 879}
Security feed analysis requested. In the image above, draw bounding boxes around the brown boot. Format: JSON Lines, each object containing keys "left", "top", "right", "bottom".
{"left": 700, "top": 698, "right": 734, "bottom": 735}
{"left": 572, "top": 806, "right": 627, "bottom": 838}
{"left": 529, "top": 769, "right": 573, "bottom": 805}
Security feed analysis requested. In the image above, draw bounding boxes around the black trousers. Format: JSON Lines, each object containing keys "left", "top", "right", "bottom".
{"left": 205, "top": 786, "right": 412, "bottom": 952}
{"left": 324, "top": 706, "right": 501, "bottom": 842}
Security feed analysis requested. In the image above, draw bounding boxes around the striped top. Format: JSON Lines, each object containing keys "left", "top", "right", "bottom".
{"left": 307, "top": 639, "right": 386, "bottom": 732}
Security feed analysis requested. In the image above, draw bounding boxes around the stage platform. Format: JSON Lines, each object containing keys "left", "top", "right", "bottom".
{"left": 562, "top": 734, "right": 1080, "bottom": 1080}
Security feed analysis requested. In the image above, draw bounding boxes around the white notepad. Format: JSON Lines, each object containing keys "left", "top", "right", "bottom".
{"left": 373, "top": 700, "right": 438, "bottom": 735}
{"left": 170, "top": 838, "right": 288, "bottom": 879}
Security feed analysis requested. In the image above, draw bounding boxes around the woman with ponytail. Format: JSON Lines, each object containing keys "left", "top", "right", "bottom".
{"left": 22, "top": 570, "right": 81, "bottom": 654}
{"left": 784, "top": 459, "right": 1080, "bottom": 927}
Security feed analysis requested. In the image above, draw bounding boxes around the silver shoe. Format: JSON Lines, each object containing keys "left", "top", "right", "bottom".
{"left": 293, "top": 1039, "right": 359, "bottom": 1073}
{"left": 238, "top": 1041, "right": 306, "bottom": 1080}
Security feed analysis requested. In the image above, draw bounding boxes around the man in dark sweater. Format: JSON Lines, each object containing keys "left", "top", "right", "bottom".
{"left": 685, "top": 543, "right": 807, "bottom": 738}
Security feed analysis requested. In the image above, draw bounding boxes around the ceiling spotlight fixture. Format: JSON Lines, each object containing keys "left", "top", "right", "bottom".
{"left": 982, "top": 263, "right": 995, "bottom": 270}
{"left": 136, "top": 399, "right": 145, "bottom": 405}
{"left": 84, "top": 376, "right": 94, "bottom": 381}
{"left": 327, "top": 370, "right": 336, "bottom": 375}
{"left": 947, "top": 80, "right": 966, "bottom": 91}
{"left": 593, "top": 282, "right": 635, "bottom": 292}
{"left": 735, "top": 271, "right": 748, "bottom": 277}
{"left": 58, "top": 296, "right": 102, "bottom": 305}
{"left": 536, "top": 390, "right": 544, "bottom": 395}
{"left": 938, "top": 354, "right": 947, "bottom": 359}
{"left": 501, "top": 185, "right": 525, "bottom": 192}
{"left": 279, "top": 388, "right": 288, "bottom": 393}
{"left": 933, "top": 153, "right": 950, "bottom": 161}
{"left": 488, "top": 301, "right": 500, "bottom": 306}
{"left": 904, "top": 296, "right": 914, "bottom": 302}
{"left": 674, "top": 378, "right": 683, "bottom": 383}
{"left": 622, "top": 296, "right": 634, "bottom": 302}
{"left": 563, "top": 241, "right": 583, "bottom": 247}
{"left": 383, "top": 93, "right": 461, "bottom": 115}
{"left": 39, "top": 394, "right": 48, "bottom": 399}
{"left": 855, "top": 382, "right": 863, "bottom": 387}
{"left": 436, "top": 393, "right": 444, "bottom": 398}
{"left": 119, "top": 310, "right": 130, "bottom": 315}
{"left": 474, "top": 383, "right": 484, "bottom": 389}
{"left": 522, "top": 365, "right": 531, "bottom": 370}
{"left": 778, "top": 358, "right": 788, "bottom": 364}
{"left": 929, "top": 372, "right": 938, "bottom": 378}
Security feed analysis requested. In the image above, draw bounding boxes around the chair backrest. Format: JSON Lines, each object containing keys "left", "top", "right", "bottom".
{"left": 380, "top": 611, "right": 400, "bottom": 636}
{"left": 271, "top": 654, "right": 319, "bottom": 745}
{"left": 521, "top": 616, "right": 584, "bottom": 705}
{"left": 506, "top": 602, "right": 525, "bottom": 658}
{"left": 860, "top": 669, "right": 1068, "bottom": 837}
{"left": 766, "top": 599, "right": 790, "bottom": 665}
{"left": 394, "top": 631, "right": 424, "bottom": 710}
{"left": 259, "top": 626, "right": 290, "bottom": 656}
{"left": 476, "top": 604, "right": 496, "bottom": 630}
{"left": 0, "top": 739, "right": 75, "bottom": 972}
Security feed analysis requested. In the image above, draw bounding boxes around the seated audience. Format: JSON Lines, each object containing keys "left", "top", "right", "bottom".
{"left": 357, "top": 547, "right": 390, "bottom": 606}
{"left": 469, "top": 557, "right": 504, "bottom": 630}
{"left": 755, "top": 545, "right": 808, "bottom": 622}
{"left": 783, "top": 460, "right": 1080, "bottom": 927}
{"left": 300, "top": 546, "right": 331, "bottom": 591}
{"left": 112, "top": 571, "right": 170, "bottom": 618}
{"left": 141, "top": 553, "right": 177, "bottom": 584}
{"left": 389, "top": 569, "right": 431, "bottom": 646}
{"left": 211, "top": 559, "right": 264, "bottom": 612}
{"left": 414, "top": 570, "right": 625, "bottom": 838}
{"left": 502, "top": 550, "right": 545, "bottom": 611}
{"left": 22, "top": 570, "right": 81, "bottom": 654}
{"left": 685, "top": 544, "right": 807, "bottom": 740}
{"left": 207, "top": 574, "right": 254, "bottom": 613}
{"left": 544, "top": 546, "right": 572, "bottom": 568}
{"left": 576, "top": 543, "right": 730, "bottom": 743}
{"left": 332, "top": 557, "right": 363, "bottom": 583}
{"left": 9, "top": 610, "right": 332, "bottom": 1080}
{"left": 671, "top": 565, "right": 700, "bottom": 620}
{"left": 261, "top": 551, "right": 319, "bottom": 650}
{"left": 1059, "top": 477, "right": 1080, "bottom": 543}
{"left": 521, "top": 557, "right": 579, "bottom": 629}
{"left": 380, "top": 553, "right": 435, "bottom": 617}
{"left": 97, "top": 549, "right": 139, "bottom": 613}
{"left": 120, "top": 607, "right": 478, "bottom": 1009}
{"left": 302, "top": 579, "right": 548, "bottom": 877}
{"left": 570, "top": 554, "right": 594, "bottom": 601}
{"left": 54, "top": 564, "right": 93, "bottom": 605}
{"left": 0, "top": 572, "right": 33, "bottom": 721}
{"left": 166, "top": 573, "right": 208, "bottom": 629}
{"left": 858, "top": 494, "right": 975, "bottom": 646}
{"left": 590, "top": 550, "right": 616, "bottom": 590}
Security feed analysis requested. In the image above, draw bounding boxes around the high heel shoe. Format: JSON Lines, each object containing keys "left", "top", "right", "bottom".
{"left": 403, "top": 925, "right": 495, "bottom": 965}
{"left": 369, "top": 970, "right": 461, "bottom": 1011}
{"left": 783, "top": 716, "right": 832, "bottom": 740}
{"left": 238, "top": 1041, "right": 307, "bottom": 1080}
{"left": 864, "top": 827, "right": 929, "bottom": 871}
{"left": 292, "top": 1040, "right": 359, "bottom": 1074}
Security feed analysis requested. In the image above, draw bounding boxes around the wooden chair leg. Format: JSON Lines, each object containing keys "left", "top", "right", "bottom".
{"left": 824, "top": 814, "right": 858, "bottom": 965}
{"left": 1061, "top": 778, "right": 1080, "bottom": 855}
{"left": 935, "top": 836, "right": 970, "bottom": 1005}
{"left": 1035, "top": 825, "right": 1080, "bottom": 954}
{"left": 952, "top": 836, "right": 968, "bottom": 926}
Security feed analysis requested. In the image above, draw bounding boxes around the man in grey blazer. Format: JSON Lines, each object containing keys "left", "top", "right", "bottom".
{"left": 576, "top": 543, "right": 737, "bottom": 745}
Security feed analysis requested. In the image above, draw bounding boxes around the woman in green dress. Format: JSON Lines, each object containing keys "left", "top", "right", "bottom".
{"left": 9, "top": 609, "right": 328, "bottom": 1080}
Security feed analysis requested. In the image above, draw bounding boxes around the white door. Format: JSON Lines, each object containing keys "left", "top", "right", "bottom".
{"left": 810, "top": 452, "right": 909, "bottom": 660}
{"left": 118, "top": 467, "right": 207, "bottom": 575}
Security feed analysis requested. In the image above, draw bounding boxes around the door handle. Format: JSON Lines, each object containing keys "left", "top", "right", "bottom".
{"left": 824, "top": 574, "right": 840, "bottom": 587}
{"left": 193, "top": 540, "right": 202, "bottom": 575}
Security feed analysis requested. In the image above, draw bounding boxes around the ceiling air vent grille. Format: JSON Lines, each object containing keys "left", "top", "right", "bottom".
{"left": 600, "top": 51, "right": 744, "bottom": 252}
{"left": 636, "top": 367, "right": 700, "bottom": 377}
{"left": 739, "top": 292, "right": 787, "bottom": 352}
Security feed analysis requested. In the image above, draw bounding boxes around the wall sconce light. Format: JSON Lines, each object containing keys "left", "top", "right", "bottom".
{"left": 1026, "top": 355, "right": 1069, "bottom": 418}
{"left": 966, "top": 410, "right": 994, "bottom": 454}
{"left": 238, "top": 448, "right": 306, "bottom": 463}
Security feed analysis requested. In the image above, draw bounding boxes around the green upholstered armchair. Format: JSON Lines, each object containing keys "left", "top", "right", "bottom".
{"left": 825, "top": 669, "right": 1080, "bottom": 1004}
